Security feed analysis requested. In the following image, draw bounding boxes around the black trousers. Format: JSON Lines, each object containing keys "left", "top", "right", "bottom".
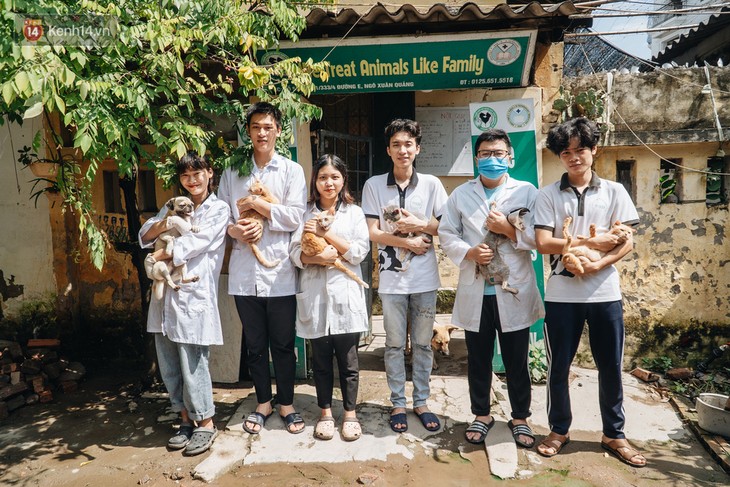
{"left": 464, "top": 295, "right": 532, "bottom": 419}
{"left": 310, "top": 332, "right": 360, "bottom": 412}
{"left": 234, "top": 295, "right": 297, "bottom": 406}
{"left": 544, "top": 300, "right": 626, "bottom": 438}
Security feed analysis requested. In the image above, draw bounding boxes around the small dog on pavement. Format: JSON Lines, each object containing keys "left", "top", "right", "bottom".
{"left": 430, "top": 323, "right": 459, "bottom": 370}
{"left": 405, "top": 322, "right": 460, "bottom": 371}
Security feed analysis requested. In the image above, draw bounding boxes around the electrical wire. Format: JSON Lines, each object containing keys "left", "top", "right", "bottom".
{"left": 4, "top": 116, "right": 22, "bottom": 194}
{"left": 318, "top": 10, "right": 366, "bottom": 63}
{"left": 565, "top": 23, "right": 702, "bottom": 36}
{"left": 578, "top": 42, "right": 730, "bottom": 177}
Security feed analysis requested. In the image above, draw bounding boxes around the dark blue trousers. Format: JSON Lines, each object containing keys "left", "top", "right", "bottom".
{"left": 543, "top": 300, "right": 626, "bottom": 439}
{"left": 465, "top": 295, "right": 532, "bottom": 419}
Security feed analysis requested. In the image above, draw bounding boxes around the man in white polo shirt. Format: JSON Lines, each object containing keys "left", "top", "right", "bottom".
{"left": 361, "top": 118, "right": 448, "bottom": 434}
{"left": 534, "top": 117, "right": 644, "bottom": 467}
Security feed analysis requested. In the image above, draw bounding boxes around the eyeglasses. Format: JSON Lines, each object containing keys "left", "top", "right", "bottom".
{"left": 476, "top": 150, "right": 509, "bottom": 158}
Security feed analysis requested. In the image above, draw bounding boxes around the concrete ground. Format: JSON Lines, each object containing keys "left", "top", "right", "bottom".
{"left": 193, "top": 315, "right": 728, "bottom": 484}
{"left": 1, "top": 314, "right": 726, "bottom": 486}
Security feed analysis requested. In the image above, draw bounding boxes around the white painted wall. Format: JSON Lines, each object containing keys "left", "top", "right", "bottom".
{"left": 0, "top": 117, "right": 56, "bottom": 316}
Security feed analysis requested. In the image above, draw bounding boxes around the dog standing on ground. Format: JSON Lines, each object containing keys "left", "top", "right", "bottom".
{"left": 145, "top": 196, "right": 200, "bottom": 300}
{"left": 405, "top": 322, "right": 460, "bottom": 371}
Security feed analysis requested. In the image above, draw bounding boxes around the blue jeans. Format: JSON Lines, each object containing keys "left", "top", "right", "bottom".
{"left": 380, "top": 291, "right": 436, "bottom": 409}
{"left": 155, "top": 333, "right": 215, "bottom": 421}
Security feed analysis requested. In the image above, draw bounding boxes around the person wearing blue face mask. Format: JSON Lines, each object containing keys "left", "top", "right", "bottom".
{"left": 477, "top": 151, "right": 510, "bottom": 180}
{"left": 440, "top": 129, "right": 544, "bottom": 448}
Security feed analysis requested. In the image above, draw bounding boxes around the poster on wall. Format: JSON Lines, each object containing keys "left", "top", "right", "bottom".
{"left": 469, "top": 99, "right": 545, "bottom": 371}
{"left": 415, "top": 107, "right": 473, "bottom": 176}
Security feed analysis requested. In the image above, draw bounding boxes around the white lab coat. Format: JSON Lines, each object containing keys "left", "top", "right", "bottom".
{"left": 139, "top": 194, "right": 230, "bottom": 345}
{"left": 439, "top": 177, "right": 545, "bottom": 333}
{"left": 289, "top": 202, "right": 370, "bottom": 339}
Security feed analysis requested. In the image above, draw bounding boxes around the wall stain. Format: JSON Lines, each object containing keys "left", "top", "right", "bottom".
{"left": 0, "top": 270, "right": 24, "bottom": 300}
{"left": 690, "top": 219, "right": 706, "bottom": 237}
{"left": 650, "top": 227, "right": 673, "bottom": 245}
{"left": 713, "top": 223, "right": 725, "bottom": 245}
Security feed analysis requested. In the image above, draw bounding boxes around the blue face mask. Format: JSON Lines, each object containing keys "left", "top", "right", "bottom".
{"left": 477, "top": 156, "right": 509, "bottom": 180}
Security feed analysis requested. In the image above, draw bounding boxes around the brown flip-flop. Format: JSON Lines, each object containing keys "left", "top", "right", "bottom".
{"left": 601, "top": 439, "right": 646, "bottom": 468}
{"left": 537, "top": 432, "right": 570, "bottom": 457}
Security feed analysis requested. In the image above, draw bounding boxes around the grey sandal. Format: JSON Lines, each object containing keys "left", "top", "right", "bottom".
{"left": 184, "top": 426, "right": 218, "bottom": 456}
{"left": 167, "top": 423, "right": 194, "bottom": 450}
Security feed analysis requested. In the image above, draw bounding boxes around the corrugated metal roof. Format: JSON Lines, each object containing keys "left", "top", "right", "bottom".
{"left": 302, "top": 2, "right": 589, "bottom": 40}
{"left": 564, "top": 27, "right": 649, "bottom": 77}
{"left": 652, "top": 6, "right": 730, "bottom": 65}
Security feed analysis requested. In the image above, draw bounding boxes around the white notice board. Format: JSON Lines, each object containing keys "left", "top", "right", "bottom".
{"left": 415, "top": 107, "right": 473, "bottom": 176}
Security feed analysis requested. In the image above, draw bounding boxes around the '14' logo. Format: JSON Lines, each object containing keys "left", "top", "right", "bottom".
{"left": 23, "top": 18, "right": 43, "bottom": 42}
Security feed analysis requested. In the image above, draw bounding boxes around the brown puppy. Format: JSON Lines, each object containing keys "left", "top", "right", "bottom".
{"left": 405, "top": 322, "right": 459, "bottom": 371}
{"left": 431, "top": 324, "right": 459, "bottom": 371}
{"left": 561, "top": 216, "right": 635, "bottom": 274}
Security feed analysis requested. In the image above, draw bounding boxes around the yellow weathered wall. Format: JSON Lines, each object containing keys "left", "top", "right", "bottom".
{"left": 0, "top": 117, "right": 56, "bottom": 317}
{"left": 551, "top": 67, "right": 730, "bottom": 327}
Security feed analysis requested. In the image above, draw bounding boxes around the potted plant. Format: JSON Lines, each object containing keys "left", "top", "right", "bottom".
{"left": 18, "top": 145, "right": 59, "bottom": 179}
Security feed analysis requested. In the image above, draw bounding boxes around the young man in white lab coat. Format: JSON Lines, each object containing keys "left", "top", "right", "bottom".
{"left": 439, "top": 129, "right": 544, "bottom": 446}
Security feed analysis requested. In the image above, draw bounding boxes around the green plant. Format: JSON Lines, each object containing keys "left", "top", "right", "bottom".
{"left": 641, "top": 355, "right": 673, "bottom": 373}
{"left": 0, "top": 296, "right": 59, "bottom": 343}
{"left": 528, "top": 339, "right": 548, "bottom": 384}
{"left": 1, "top": 0, "right": 331, "bottom": 270}
{"left": 552, "top": 86, "right": 605, "bottom": 123}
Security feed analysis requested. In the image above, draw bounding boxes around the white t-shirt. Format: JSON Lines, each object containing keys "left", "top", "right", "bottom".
{"left": 534, "top": 171, "right": 639, "bottom": 303}
{"left": 361, "top": 171, "right": 448, "bottom": 294}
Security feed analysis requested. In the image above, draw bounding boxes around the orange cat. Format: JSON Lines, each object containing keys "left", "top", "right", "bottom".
{"left": 561, "top": 216, "right": 635, "bottom": 274}
{"left": 236, "top": 179, "right": 280, "bottom": 268}
{"left": 300, "top": 207, "right": 369, "bottom": 288}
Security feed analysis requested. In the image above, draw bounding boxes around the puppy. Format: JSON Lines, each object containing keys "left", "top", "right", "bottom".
{"left": 561, "top": 217, "right": 635, "bottom": 274}
{"left": 431, "top": 324, "right": 459, "bottom": 371}
{"left": 404, "top": 321, "right": 459, "bottom": 371}
{"left": 145, "top": 196, "right": 200, "bottom": 300}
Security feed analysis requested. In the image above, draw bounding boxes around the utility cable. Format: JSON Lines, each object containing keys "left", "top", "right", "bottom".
{"left": 577, "top": 43, "right": 730, "bottom": 177}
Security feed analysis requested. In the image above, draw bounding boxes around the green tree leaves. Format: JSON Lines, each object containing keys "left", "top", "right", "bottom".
{"left": 1, "top": 0, "right": 330, "bottom": 270}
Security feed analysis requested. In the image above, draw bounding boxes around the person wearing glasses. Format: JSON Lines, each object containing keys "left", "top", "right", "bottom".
{"left": 439, "top": 129, "right": 544, "bottom": 447}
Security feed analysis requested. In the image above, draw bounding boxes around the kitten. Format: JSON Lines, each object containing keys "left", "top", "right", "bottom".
{"left": 236, "top": 178, "right": 281, "bottom": 268}
{"left": 475, "top": 202, "right": 519, "bottom": 295}
{"left": 381, "top": 205, "right": 432, "bottom": 272}
{"left": 145, "top": 196, "right": 200, "bottom": 300}
{"left": 561, "top": 216, "right": 635, "bottom": 274}
{"left": 300, "top": 206, "right": 369, "bottom": 288}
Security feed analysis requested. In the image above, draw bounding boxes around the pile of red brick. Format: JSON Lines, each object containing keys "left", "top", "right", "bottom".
{"left": 0, "top": 339, "right": 85, "bottom": 419}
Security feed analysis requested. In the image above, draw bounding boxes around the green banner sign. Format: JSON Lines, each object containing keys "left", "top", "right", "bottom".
{"left": 271, "top": 31, "right": 536, "bottom": 94}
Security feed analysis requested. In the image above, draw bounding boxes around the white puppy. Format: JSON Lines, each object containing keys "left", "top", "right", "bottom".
{"left": 145, "top": 196, "right": 200, "bottom": 300}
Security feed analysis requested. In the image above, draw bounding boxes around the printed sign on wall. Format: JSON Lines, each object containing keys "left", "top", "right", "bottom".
{"left": 274, "top": 31, "right": 537, "bottom": 94}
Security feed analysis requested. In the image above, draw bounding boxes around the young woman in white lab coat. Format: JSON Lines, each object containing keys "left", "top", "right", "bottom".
{"left": 290, "top": 154, "right": 370, "bottom": 441}
{"left": 139, "top": 151, "right": 229, "bottom": 456}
